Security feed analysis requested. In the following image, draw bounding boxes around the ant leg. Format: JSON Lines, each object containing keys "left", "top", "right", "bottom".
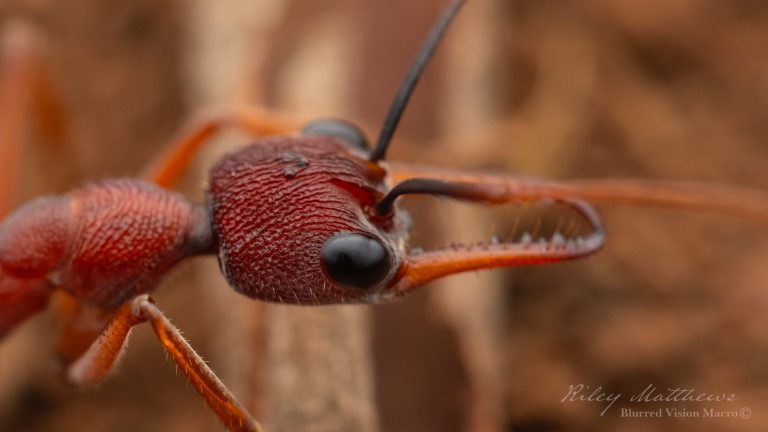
{"left": 67, "top": 294, "right": 261, "bottom": 432}
{"left": 0, "top": 275, "right": 49, "bottom": 339}
{"left": 385, "top": 162, "right": 768, "bottom": 295}
{"left": 0, "top": 24, "right": 69, "bottom": 218}
{"left": 53, "top": 292, "right": 110, "bottom": 364}
{"left": 389, "top": 163, "right": 768, "bottom": 224}
{"left": 142, "top": 107, "right": 300, "bottom": 188}
{"left": 0, "top": 26, "right": 32, "bottom": 217}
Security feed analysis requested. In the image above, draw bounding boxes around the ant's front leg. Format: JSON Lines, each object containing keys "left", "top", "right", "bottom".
{"left": 0, "top": 23, "right": 69, "bottom": 217}
{"left": 389, "top": 163, "right": 768, "bottom": 224}
{"left": 141, "top": 107, "right": 300, "bottom": 188}
{"left": 66, "top": 294, "right": 261, "bottom": 432}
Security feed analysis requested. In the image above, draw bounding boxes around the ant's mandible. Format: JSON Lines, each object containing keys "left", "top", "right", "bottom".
{"left": 2, "top": 1, "right": 768, "bottom": 431}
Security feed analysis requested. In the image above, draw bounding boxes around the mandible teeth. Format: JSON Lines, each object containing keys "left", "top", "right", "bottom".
{"left": 550, "top": 232, "right": 566, "bottom": 246}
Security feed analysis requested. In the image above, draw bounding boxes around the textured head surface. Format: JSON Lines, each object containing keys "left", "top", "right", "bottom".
{"left": 208, "top": 136, "right": 405, "bottom": 304}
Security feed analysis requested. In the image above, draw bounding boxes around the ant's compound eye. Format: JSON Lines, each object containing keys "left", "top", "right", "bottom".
{"left": 302, "top": 119, "right": 370, "bottom": 152}
{"left": 321, "top": 233, "right": 391, "bottom": 289}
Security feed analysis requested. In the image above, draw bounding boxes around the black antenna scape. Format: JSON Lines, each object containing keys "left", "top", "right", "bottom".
{"left": 368, "top": 0, "right": 466, "bottom": 162}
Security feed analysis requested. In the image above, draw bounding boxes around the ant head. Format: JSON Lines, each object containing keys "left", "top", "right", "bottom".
{"left": 207, "top": 0, "right": 468, "bottom": 304}
{"left": 207, "top": 1, "right": 606, "bottom": 305}
{"left": 207, "top": 132, "right": 409, "bottom": 304}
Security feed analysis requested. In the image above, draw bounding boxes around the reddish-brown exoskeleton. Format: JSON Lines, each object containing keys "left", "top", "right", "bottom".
{"left": 2, "top": 1, "right": 768, "bottom": 431}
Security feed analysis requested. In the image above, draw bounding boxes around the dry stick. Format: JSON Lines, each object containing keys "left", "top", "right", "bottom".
{"left": 185, "top": 0, "right": 380, "bottom": 431}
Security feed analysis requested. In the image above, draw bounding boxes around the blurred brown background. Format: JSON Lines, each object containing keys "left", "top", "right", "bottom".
{"left": 1, "top": 0, "right": 767, "bottom": 431}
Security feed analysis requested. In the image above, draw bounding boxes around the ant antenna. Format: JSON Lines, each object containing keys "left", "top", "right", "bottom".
{"left": 374, "top": 178, "right": 506, "bottom": 216}
{"left": 368, "top": 0, "right": 466, "bottom": 162}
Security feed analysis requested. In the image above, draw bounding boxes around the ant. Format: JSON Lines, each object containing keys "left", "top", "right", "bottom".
{"left": 2, "top": 0, "right": 768, "bottom": 431}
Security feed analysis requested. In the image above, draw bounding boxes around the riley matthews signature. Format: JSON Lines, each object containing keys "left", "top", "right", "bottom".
{"left": 561, "top": 384, "right": 737, "bottom": 416}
